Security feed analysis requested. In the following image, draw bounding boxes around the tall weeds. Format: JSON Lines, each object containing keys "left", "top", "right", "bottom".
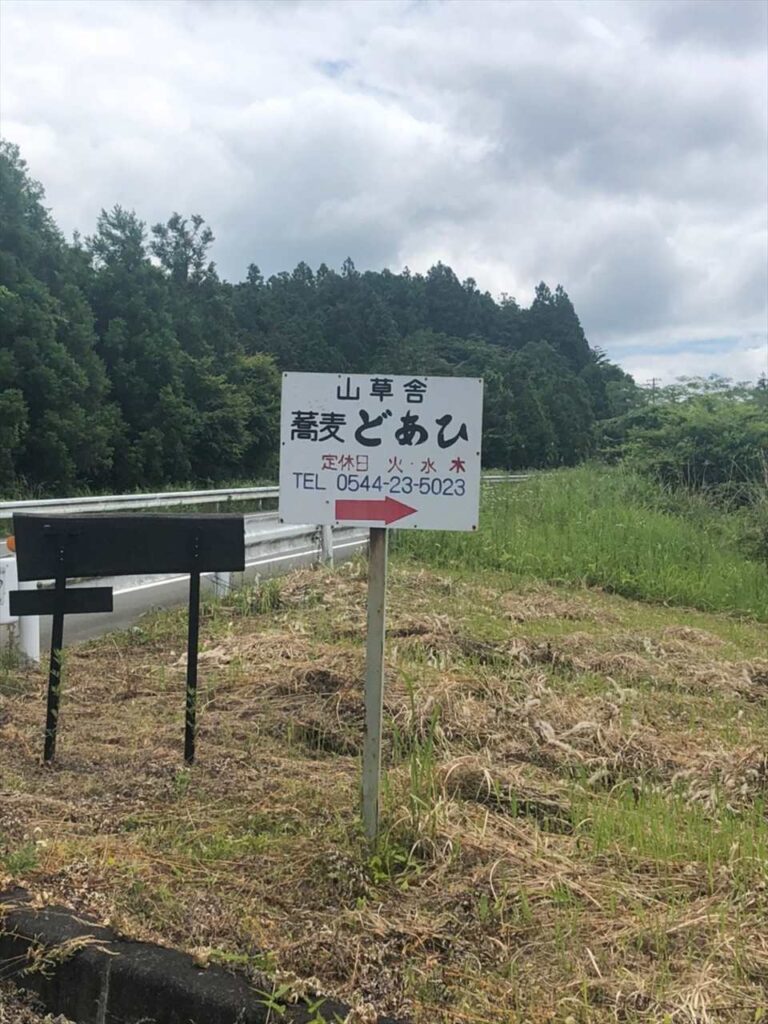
{"left": 394, "top": 466, "right": 768, "bottom": 619}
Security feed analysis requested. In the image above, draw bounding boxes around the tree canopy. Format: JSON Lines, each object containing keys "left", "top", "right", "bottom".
{"left": 1, "top": 139, "right": 639, "bottom": 495}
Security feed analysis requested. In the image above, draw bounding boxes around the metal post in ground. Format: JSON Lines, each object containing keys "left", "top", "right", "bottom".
{"left": 320, "top": 524, "right": 334, "bottom": 567}
{"left": 184, "top": 569, "right": 201, "bottom": 764}
{"left": 212, "top": 571, "right": 231, "bottom": 599}
{"left": 184, "top": 533, "right": 202, "bottom": 765}
{"left": 362, "top": 526, "right": 388, "bottom": 842}
{"left": 43, "top": 567, "right": 66, "bottom": 763}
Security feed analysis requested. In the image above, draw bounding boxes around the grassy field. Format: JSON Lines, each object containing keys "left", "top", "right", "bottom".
{"left": 396, "top": 467, "right": 768, "bottom": 620}
{"left": 1, "top": 552, "right": 767, "bottom": 1022}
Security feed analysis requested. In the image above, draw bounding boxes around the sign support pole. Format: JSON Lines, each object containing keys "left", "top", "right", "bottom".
{"left": 363, "top": 526, "right": 388, "bottom": 842}
{"left": 43, "top": 557, "right": 66, "bottom": 764}
{"left": 184, "top": 534, "right": 202, "bottom": 765}
{"left": 184, "top": 568, "right": 201, "bottom": 765}
{"left": 320, "top": 524, "right": 334, "bottom": 567}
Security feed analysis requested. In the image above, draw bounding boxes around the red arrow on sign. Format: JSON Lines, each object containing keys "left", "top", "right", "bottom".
{"left": 336, "top": 496, "right": 417, "bottom": 525}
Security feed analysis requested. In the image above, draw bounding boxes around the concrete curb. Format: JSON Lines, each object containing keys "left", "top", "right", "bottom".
{"left": 0, "top": 890, "right": 404, "bottom": 1024}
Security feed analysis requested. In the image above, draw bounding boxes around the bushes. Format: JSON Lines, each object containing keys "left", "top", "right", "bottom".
{"left": 604, "top": 378, "right": 767, "bottom": 503}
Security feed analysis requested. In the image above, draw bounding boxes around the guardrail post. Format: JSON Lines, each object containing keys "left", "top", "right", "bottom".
{"left": 1, "top": 556, "right": 40, "bottom": 664}
{"left": 212, "top": 571, "right": 231, "bottom": 599}
{"left": 18, "top": 581, "right": 41, "bottom": 664}
{"left": 320, "top": 525, "right": 334, "bottom": 567}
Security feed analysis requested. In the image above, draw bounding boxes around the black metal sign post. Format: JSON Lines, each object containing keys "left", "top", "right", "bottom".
{"left": 11, "top": 581, "right": 114, "bottom": 764}
{"left": 14, "top": 582, "right": 114, "bottom": 762}
{"left": 45, "top": 562, "right": 66, "bottom": 764}
{"left": 9, "top": 513, "right": 245, "bottom": 764}
{"left": 184, "top": 536, "right": 201, "bottom": 765}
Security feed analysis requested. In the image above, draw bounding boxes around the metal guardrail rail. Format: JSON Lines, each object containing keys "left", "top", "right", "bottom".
{"left": 0, "top": 485, "right": 279, "bottom": 522}
{"left": 0, "top": 476, "right": 526, "bottom": 522}
{"left": 0, "top": 476, "right": 529, "bottom": 662}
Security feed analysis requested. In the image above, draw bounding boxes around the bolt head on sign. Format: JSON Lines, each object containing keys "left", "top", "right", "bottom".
{"left": 279, "top": 373, "right": 484, "bottom": 531}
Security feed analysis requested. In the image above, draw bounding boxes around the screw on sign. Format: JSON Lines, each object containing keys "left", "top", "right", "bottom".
{"left": 279, "top": 373, "right": 484, "bottom": 839}
{"left": 9, "top": 513, "right": 245, "bottom": 765}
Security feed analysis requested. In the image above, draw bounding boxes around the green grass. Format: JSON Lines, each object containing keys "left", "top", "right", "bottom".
{"left": 1, "top": 840, "right": 40, "bottom": 875}
{"left": 394, "top": 465, "right": 768, "bottom": 619}
{"left": 573, "top": 787, "right": 767, "bottom": 891}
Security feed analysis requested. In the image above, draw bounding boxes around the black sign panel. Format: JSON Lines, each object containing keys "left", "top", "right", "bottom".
{"left": 10, "top": 587, "right": 113, "bottom": 616}
{"left": 13, "top": 514, "right": 245, "bottom": 581}
{"left": 10, "top": 511, "right": 245, "bottom": 765}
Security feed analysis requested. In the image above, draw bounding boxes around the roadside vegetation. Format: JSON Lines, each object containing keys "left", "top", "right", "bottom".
{"left": 1, "top": 554, "right": 767, "bottom": 1023}
{"left": 398, "top": 376, "right": 768, "bottom": 621}
{"left": 397, "top": 464, "right": 768, "bottom": 620}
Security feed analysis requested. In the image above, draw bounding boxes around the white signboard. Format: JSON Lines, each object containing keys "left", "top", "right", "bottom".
{"left": 279, "top": 373, "right": 483, "bottom": 531}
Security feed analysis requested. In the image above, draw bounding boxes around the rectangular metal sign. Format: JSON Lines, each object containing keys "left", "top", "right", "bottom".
{"left": 279, "top": 373, "right": 483, "bottom": 531}
{"left": 12, "top": 513, "right": 245, "bottom": 581}
{"left": 10, "top": 587, "right": 114, "bottom": 617}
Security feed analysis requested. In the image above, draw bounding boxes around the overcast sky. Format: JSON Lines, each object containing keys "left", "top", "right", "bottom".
{"left": 1, "top": 0, "right": 766, "bottom": 384}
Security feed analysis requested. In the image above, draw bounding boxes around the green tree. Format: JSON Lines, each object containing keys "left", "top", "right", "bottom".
{"left": 621, "top": 378, "right": 768, "bottom": 499}
{"left": 87, "top": 206, "right": 194, "bottom": 488}
{"left": 525, "top": 282, "right": 591, "bottom": 371}
{"left": 0, "top": 141, "right": 117, "bottom": 492}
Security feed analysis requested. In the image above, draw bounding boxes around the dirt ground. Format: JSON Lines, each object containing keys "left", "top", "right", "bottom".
{"left": 1, "top": 560, "right": 767, "bottom": 1023}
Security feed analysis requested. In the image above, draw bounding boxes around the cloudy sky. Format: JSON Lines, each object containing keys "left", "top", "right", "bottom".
{"left": 1, "top": 0, "right": 766, "bottom": 383}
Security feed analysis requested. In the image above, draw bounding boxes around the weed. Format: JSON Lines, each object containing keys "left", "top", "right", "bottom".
{"left": 573, "top": 785, "right": 768, "bottom": 891}
{"left": 208, "top": 947, "right": 278, "bottom": 974}
{"left": 22, "top": 935, "right": 113, "bottom": 977}
{"left": 171, "top": 769, "right": 191, "bottom": 799}
{"left": 2, "top": 842, "right": 39, "bottom": 876}
{"left": 233, "top": 578, "right": 282, "bottom": 616}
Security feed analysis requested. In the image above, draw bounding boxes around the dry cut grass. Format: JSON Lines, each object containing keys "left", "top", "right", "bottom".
{"left": 1, "top": 560, "right": 767, "bottom": 1023}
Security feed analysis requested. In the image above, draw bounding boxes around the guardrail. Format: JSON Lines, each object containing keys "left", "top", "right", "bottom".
{"left": 0, "top": 485, "right": 279, "bottom": 522}
{"left": 0, "top": 475, "right": 529, "bottom": 663}
{"left": 0, "top": 477, "right": 526, "bottom": 522}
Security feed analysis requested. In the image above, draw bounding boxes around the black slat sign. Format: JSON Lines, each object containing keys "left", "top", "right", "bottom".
{"left": 9, "top": 512, "right": 246, "bottom": 765}
{"left": 13, "top": 513, "right": 245, "bottom": 580}
{"left": 10, "top": 587, "right": 113, "bottom": 616}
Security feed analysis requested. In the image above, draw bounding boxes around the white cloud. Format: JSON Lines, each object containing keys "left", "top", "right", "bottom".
{"left": 622, "top": 341, "right": 768, "bottom": 385}
{"left": 1, "top": 0, "right": 766, "bottom": 381}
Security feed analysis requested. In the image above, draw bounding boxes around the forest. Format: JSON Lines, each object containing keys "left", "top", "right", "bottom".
{"left": 0, "top": 139, "right": 638, "bottom": 494}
